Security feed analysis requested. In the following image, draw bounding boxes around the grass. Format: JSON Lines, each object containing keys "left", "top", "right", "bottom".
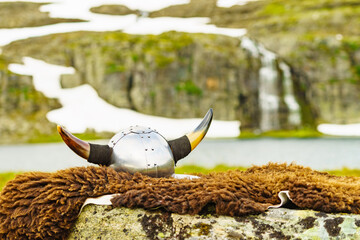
{"left": 327, "top": 168, "right": 360, "bottom": 177}
{"left": 239, "top": 129, "right": 323, "bottom": 139}
{"left": 0, "top": 172, "right": 21, "bottom": 191}
{"left": 175, "top": 164, "right": 247, "bottom": 174}
{"left": 26, "top": 130, "right": 114, "bottom": 144}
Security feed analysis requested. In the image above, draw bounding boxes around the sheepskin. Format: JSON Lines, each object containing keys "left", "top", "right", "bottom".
{"left": 1, "top": 163, "right": 360, "bottom": 239}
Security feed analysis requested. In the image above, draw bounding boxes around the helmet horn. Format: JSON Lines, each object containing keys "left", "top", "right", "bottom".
{"left": 168, "top": 108, "right": 213, "bottom": 164}
{"left": 57, "top": 125, "right": 112, "bottom": 166}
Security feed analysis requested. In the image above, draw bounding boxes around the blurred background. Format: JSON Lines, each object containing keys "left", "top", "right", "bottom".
{"left": 1, "top": 0, "right": 360, "bottom": 178}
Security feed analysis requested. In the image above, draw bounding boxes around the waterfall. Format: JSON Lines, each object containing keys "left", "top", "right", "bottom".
{"left": 279, "top": 62, "right": 301, "bottom": 126}
{"left": 241, "top": 37, "right": 301, "bottom": 131}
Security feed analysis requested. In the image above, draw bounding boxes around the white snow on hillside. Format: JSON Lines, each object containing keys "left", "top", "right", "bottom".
{"left": 1, "top": 0, "right": 357, "bottom": 137}
{"left": 0, "top": 0, "right": 246, "bottom": 46}
{"left": 217, "top": 0, "right": 258, "bottom": 8}
{"left": 318, "top": 123, "right": 360, "bottom": 137}
{"left": 8, "top": 58, "right": 240, "bottom": 139}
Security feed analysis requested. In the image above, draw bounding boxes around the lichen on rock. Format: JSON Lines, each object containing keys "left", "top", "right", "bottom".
{"left": 69, "top": 205, "right": 360, "bottom": 239}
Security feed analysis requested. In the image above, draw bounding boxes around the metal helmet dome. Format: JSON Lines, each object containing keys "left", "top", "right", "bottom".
{"left": 57, "top": 109, "right": 213, "bottom": 177}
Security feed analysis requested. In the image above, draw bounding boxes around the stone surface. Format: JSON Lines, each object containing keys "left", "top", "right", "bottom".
{"left": 69, "top": 205, "right": 360, "bottom": 239}
{"left": 0, "top": 66, "right": 60, "bottom": 144}
{"left": 3, "top": 0, "right": 360, "bottom": 138}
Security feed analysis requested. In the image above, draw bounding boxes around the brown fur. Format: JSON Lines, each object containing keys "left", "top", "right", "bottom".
{"left": 1, "top": 163, "right": 360, "bottom": 239}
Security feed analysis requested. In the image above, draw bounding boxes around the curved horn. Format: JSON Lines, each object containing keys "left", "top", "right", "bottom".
{"left": 168, "top": 109, "right": 213, "bottom": 164}
{"left": 57, "top": 125, "right": 112, "bottom": 166}
{"left": 186, "top": 108, "right": 213, "bottom": 150}
{"left": 57, "top": 125, "right": 90, "bottom": 159}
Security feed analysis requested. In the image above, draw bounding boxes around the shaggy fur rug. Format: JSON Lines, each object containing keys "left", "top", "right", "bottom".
{"left": 1, "top": 163, "right": 360, "bottom": 239}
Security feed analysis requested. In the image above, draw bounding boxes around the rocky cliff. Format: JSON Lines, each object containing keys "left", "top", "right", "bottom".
{"left": 2, "top": 0, "right": 360, "bottom": 143}
{"left": 3, "top": 31, "right": 309, "bottom": 132}
{"left": 211, "top": 0, "right": 360, "bottom": 125}
{"left": 0, "top": 2, "right": 82, "bottom": 28}
{"left": 93, "top": 0, "right": 360, "bottom": 126}
{"left": 0, "top": 57, "right": 60, "bottom": 143}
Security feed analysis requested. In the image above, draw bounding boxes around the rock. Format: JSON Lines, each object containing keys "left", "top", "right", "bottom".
{"left": 90, "top": 5, "right": 141, "bottom": 16}
{"left": 3, "top": 32, "right": 264, "bottom": 124}
{"left": 211, "top": 0, "right": 360, "bottom": 125}
{"left": 0, "top": 67, "right": 60, "bottom": 144}
{"left": 3, "top": 1, "right": 360, "bottom": 138}
{"left": 0, "top": 2, "right": 83, "bottom": 28}
{"left": 69, "top": 205, "right": 360, "bottom": 239}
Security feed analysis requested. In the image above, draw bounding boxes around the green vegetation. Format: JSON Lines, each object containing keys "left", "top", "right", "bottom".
{"left": 175, "top": 164, "right": 246, "bottom": 174}
{"left": 239, "top": 129, "right": 323, "bottom": 139}
{"left": 260, "top": 129, "right": 323, "bottom": 138}
{"left": 87, "top": 0, "right": 360, "bottom": 129}
{"left": 327, "top": 168, "right": 360, "bottom": 177}
{"left": 27, "top": 129, "right": 114, "bottom": 144}
{"left": 3, "top": 31, "right": 197, "bottom": 70}
{"left": 0, "top": 172, "right": 20, "bottom": 191}
{"left": 3, "top": 0, "right": 360, "bottom": 142}
{"left": 175, "top": 79, "right": 203, "bottom": 96}
{"left": 90, "top": 5, "right": 140, "bottom": 16}
{"left": 175, "top": 165, "right": 360, "bottom": 177}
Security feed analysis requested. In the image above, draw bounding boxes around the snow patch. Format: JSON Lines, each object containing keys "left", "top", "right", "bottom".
{"left": 0, "top": 0, "right": 245, "bottom": 46}
{"left": 318, "top": 123, "right": 360, "bottom": 137}
{"left": 9, "top": 57, "right": 240, "bottom": 139}
{"left": 217, "top": 0, "right": 258, "bottom": 8}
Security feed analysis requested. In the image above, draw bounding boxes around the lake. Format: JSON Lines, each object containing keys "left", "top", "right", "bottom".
{"left": 1, "top": 138, "right": 360, "bottom": 172}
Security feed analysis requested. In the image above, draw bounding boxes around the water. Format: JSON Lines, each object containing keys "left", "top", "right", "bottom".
{"left": 1, "top": 138, "right": 360, "bottom": 172}
{"left": 241, "top": 37, "right": 301, "bottom": 131}
{"left": 186, "top": 138, "right": 360, "bottom": 170}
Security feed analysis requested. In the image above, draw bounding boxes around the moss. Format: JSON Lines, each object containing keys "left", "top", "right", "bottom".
{"left": 260, "top": 3, "right": 287, "bottom": 16}
{"left": 193, "top": 222, "right": 212, "bottom": 236}
{"left": 105, "top": 63, "right": 126, "bottom": 74}
{"left": 175, "top": 79, "right": 203, "bottom": 96}
{"left": 154, "top": 55, "right": 175, "bottom": 68}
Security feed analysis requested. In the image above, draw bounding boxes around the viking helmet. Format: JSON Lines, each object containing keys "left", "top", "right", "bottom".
{"left": 57, "top": 109, "right": 213, "bottom": 177}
